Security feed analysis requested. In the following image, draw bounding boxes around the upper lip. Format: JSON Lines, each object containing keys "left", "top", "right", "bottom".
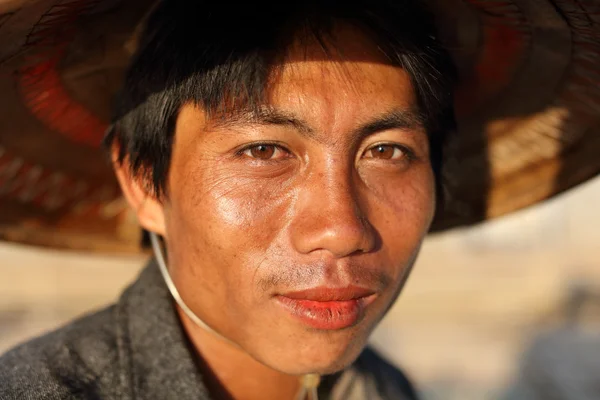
{"left": 279, "top": 286, "right": 376, "bottom": 302}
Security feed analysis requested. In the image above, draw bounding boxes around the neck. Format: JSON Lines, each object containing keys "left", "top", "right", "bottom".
{"left": 177, "top": 306, "right": 302, "bottom": 400}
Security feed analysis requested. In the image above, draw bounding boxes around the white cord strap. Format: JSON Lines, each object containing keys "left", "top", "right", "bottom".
{"left": 149, "top": 232, "right": 320, "bottom": 400}
{"left": 150, "top": 232, "right": 232, "bottom": 344}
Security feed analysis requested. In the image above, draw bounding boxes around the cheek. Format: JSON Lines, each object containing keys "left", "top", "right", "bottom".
{"left": 363, "top": 165, "right": 435, "bottom": 262}
{"left": 168, "top": 163, "right": 295, "bottom": 278}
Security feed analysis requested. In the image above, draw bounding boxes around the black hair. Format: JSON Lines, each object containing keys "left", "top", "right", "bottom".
{"left": 105, "top": 0, "right": 456, "bottom": 200}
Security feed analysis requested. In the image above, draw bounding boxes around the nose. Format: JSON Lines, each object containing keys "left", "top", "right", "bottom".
{"left": 289, "top": 167, "right": 377, "bottom": 258}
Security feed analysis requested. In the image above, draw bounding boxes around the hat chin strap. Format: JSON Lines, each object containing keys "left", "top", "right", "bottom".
{"left": 149, "top": 232, "right": 320, "bottom": 400}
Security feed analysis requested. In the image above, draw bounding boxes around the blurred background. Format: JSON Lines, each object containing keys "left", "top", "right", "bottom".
{"left": 1, "top": 175, "right": 600, "bottom": 400}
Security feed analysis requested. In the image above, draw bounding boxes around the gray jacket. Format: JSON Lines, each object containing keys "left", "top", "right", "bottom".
{"left": 0, "top": 261, "right": 417, "bottom": 399}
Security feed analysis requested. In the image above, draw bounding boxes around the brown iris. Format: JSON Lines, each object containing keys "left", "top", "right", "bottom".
{"left": 249, "top": 144, "right": 276, "bottom": 159}
{"left": 369, "top": 144, "right": 397, "bottom": 160}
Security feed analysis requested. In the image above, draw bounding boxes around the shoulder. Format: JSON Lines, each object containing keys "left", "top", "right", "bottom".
{"left": 0, "top": 305, "right": 121, "bottom": 400}
{"left": 333, "top": 347, "right": 419, "bottom": 400}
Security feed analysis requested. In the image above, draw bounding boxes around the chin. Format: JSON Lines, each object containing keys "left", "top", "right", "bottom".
{"left": 252, "top": 330, "right": 370, "bottom": 376}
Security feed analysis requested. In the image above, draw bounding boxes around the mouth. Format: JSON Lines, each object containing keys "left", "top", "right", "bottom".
{"left": 275, "top": 286, "right": 378, "bottom": 330}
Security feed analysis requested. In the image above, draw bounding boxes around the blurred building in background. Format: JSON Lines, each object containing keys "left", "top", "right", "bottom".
{"left": 2, "top": 176, "right": 600, "bottom": 400}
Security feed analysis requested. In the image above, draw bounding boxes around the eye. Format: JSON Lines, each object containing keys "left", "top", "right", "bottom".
{"left": 241, "top": 144, "right": 289, "bottom": 160}
{"left": 362, "top": 144, "right": 407, "bottom": 160}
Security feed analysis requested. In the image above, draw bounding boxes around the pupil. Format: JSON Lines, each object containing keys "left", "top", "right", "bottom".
{"left": 251, "top": 144, "right": 275, "bottom": 159}
{"left": 372, "top": 145, "right": 394, "bottom": 159}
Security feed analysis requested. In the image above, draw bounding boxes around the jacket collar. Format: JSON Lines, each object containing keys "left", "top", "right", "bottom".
{"left": 117, "top": 260, "right": 211, "bottom": 399}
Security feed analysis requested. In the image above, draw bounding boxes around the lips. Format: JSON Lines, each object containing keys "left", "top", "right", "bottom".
{"left": 275, "top": 286, "right": 377, "bottom": 330}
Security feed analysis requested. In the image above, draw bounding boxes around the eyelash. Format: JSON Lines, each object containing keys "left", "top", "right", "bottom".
{"left": 235, "top": 142, "right": 417, "bottom": 161}
{"left": 364, "top": 143, "right": 417, "bottom": 161}
{"left": 235, "top": 142, "right": 291, "bottom": 159}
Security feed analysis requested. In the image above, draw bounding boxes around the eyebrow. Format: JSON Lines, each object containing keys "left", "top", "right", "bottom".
{"left": 353, "top": 109, "right": 425, "bottom": 141}
{"left": 212, "top": 106, "right": 425, "bottom": 143}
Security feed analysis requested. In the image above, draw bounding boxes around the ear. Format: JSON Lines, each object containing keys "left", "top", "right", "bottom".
{"left": 112, "top": 151, "right": 167, "bottom": 237}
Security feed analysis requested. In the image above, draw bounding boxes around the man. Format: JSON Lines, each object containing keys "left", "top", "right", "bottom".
{"left": 0, "top": 0, "right": 456, "bottom": 398}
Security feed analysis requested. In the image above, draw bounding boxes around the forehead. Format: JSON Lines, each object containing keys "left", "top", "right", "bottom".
{"left": 209, "top": 26, "right": 419, "bottom": 136}
{"left": 277, "top": 25, "right": 414, "bottom": 104}
{"left": 270, "top": 58, "right": 416, "bottom": 114}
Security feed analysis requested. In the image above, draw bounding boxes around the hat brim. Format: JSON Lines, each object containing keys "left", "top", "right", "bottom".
{"left": 0, "top": 0, "right": 599, "bottom": 252}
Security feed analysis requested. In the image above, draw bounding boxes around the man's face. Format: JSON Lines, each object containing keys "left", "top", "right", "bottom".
{"left": 155, "top": 29, "right": 435, "bottom": 375}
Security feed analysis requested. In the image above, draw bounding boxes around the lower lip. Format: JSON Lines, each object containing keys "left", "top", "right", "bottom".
{"left": 275, "top": 295, "right": 373, "bottom": 330}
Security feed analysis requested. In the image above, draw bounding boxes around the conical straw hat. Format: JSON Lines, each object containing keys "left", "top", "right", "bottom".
{"left": 0, "top": 0, "right": 598, "bottom": 252}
